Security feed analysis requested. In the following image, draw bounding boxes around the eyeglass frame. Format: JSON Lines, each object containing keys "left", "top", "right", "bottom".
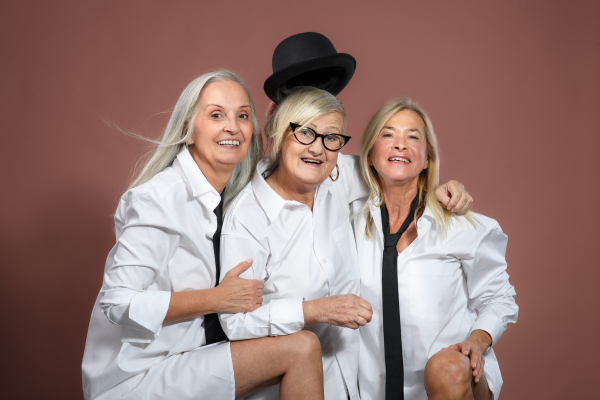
{"left": 289, "top": 122, "right": 351, "bottom": 151}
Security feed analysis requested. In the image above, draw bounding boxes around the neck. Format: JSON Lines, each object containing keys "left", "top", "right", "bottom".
{"left": 189, "top": 147, "right": 233, "bottom": 194}
{"left": 267, "top": 166, "right": 316, "bottom": 210}
{"left": 380, "top": 177, "right": 419, "bottom": 232}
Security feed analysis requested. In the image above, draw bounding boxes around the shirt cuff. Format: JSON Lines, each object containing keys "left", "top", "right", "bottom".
{"left": 128, "top": 290, "right": 171, "bottom": 334}
{"left": 471, "top": 312, "right": 503, "bottom": 346}
{"left": 269, "top": 298, "right": 304, "bottom": 336}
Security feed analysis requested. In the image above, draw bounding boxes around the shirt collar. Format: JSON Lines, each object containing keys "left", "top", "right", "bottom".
{"left": 252, "top": 157, "right": 332, "bottom": 223}
{"left": 174, "top": 146, "right": 220, "bottom": 200}
{"left": 369, "top": 201, "right": 434, "bottom": 242}
{"left": 252, "top": 157, "right": 287, "bottom": 224}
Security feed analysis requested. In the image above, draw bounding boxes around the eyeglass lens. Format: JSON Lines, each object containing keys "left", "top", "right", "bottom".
{"left": 295, "top": 126, "right": 346, "bottom": 150}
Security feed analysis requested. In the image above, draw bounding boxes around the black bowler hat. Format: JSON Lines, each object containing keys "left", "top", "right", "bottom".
{"left": 264, "top": 32, "right": 356, "bottom": 103}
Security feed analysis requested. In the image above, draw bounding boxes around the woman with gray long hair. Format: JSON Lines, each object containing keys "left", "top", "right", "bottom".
{"left": 82, "top": 71, "right": 325, "bottom": 400}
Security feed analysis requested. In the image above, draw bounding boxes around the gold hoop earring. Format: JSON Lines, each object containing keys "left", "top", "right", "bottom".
{"left": 329, "top": 164, "right": 340, "bottom": 182}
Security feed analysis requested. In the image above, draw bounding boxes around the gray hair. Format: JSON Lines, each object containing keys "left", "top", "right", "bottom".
{"left": 127, "top": 70, "right": 262, "bottom": 208}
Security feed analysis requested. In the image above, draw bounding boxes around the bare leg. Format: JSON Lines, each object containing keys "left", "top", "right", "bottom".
{"left": 231, "top": 330, "right": 324, "bottom": 400}
{"left": 424, "top": 350, "right": 491, "bottom": 400}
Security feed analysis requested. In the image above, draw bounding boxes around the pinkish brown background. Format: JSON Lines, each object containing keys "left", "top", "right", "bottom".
{"left": 1, "top": 1, "right": 598, "bottom": 399}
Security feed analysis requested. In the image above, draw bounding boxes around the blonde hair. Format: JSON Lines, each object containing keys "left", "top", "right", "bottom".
{"left": 264, "top": 87, "right": 346, "bottom": 167}
{"left": 359, "top": 97, "right": 475, "bottom": 237}
{"left": 127, "top": 70, "right": 262, "bottom": 208}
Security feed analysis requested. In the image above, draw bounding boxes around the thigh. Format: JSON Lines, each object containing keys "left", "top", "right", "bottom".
{"left": 231, "top": 330, "right": 320, "bottom": 399}
{"left": 472, "top": 372, "right": 492, "bottom": 400}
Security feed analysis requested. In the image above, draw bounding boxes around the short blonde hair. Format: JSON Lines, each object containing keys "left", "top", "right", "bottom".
{"left": 359, "top": 97, "right": 475, "bottom": 237}
{"left": 264, "top": 87, "right": 346, "bottom": 166}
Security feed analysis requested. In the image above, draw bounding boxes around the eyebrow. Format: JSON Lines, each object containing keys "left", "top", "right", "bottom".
{"left": 382, "top": 126, "right": 423, "bottom": 135}
{"left": 205, "top": 104, "right": 251, "bottom": 109}
{"left": 307, "top": 122, "right": 341, "bottom": 133}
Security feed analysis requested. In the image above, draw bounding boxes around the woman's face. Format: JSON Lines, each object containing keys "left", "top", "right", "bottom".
{"left": 368, "top": 109, "right": 429, "bottom": 188}
{"left": 188, "top": 80, "right": 253, "bottom": 173}
{"left": 278, "top": 112, "right": 344, "bottom": 191}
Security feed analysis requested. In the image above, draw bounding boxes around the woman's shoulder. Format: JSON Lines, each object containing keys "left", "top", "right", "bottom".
{"left": 118, "top": 167, "right": 186, "bottom": 210}
{"left": 442, "top": 211, "right": 504, "bottom": 242}
{"left": 223, "top": 181, "right": 268, "bottom": 233}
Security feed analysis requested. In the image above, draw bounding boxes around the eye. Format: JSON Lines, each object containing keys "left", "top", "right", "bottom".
{"left": 324, "top": 135, "right": 341, "bottom": 144}
{"left": 382, "top": 132, "right": 392, "bottom": 138}
{"left": 300, "top": 128, "right": 314, "bottom": 138}
{"left": 210, "top": 112, "right": 223, "bottom": 119}
{"left": 238, "top": 113, "right": 249, "bottom": 120}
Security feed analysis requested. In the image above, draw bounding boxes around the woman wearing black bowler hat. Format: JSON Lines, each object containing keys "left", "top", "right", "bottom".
{"left": 263, "top": 32, "right": 471, "bottom": 212}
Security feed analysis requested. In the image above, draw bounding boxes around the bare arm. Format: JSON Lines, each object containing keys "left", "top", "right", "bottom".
{"left": 303, "top": 294, "right": 373, "bottom": 330}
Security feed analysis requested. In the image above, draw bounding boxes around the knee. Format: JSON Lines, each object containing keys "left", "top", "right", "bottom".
{"left": 424, "top": 350, "right": 472, "bottom": 395}
{"left": 290, "top": 330, "right": 321, "bottom": 360}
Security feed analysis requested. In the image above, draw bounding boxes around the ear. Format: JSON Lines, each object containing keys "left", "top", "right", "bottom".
{"left": 182, "top": 121, "right": 194, "bottom": 145}
{"left": 266, "top": 101, "right": 278, "bottom": 119}
{"left": 367, "top": 153, "right": 373, "bottom": 167}
{"left": 423, "top": 158, "right": 429, "bottom": 170}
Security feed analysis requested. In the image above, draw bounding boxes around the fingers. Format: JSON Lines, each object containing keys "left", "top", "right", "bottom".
{"left": 473, "top": 356, "right": 485, "bottom": 383}
{"left": 444, "top": 181, "right": 463, "bottom": 211}
{"left": 225, "top": 259, "right": 254, "bottom": 278}
{"left": 434, "top": 183, "right": 451, "bottom": 206}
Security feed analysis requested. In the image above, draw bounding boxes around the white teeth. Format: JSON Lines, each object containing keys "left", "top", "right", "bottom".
{"left": 302, "top": 158, "right": 322, "bottom": 164}
{"left": 217, "top": 140, "right": 240, "bottom": 146}
{"left": 389, "top": 157, "right": 409, "bottom": 162}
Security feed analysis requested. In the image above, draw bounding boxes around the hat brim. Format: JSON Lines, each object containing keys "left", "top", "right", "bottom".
{"left": 264, "top": 53, "right": 356, "bottom": 102}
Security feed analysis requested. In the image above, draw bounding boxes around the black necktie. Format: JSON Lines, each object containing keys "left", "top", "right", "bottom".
{"left": 204, "top": 194, "right": 227, "bottom": 345}
{"left": 381, "top": 194, "right": 420, "bottom": 400}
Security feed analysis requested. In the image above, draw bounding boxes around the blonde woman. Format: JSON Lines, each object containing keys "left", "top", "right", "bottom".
{"left": 219, "top": 87, "right": 370, "bottom": 400}
{"left": 82, "top": 71, "right": 325, "bottom": 400}
{"left": 352, "top": 98, "right": 518, "bottom": 400}
{"left": 218, "top": 88, "right": 473, "bottom": 400}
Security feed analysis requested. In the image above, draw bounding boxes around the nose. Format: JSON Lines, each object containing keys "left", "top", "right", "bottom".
{"left": 393, "top": 136, "right": 407, "bottom": 150}
{"left": 223, "top": 114, "right": 241, "bottom": 134}
{"left": 307, "top": 137, "right": 325, "bottom": 155}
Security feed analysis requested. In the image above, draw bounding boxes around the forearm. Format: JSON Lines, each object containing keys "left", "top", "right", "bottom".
{"left": 164, "top": 288, "right": 221, "bottom": 323}
{"left": 302, "top": 299, "right": 324, "bottom": 327}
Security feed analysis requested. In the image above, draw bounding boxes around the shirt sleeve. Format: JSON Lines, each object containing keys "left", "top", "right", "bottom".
{"left": 98, "top": 192, "right": 179, "bottom": 342}
{"left": 461, "top": 222, "right": 518, "bottom": 345}
{"left": 337, "top": 154, "right": 369, "bottom": 204}
{"left": 219, "top": 232, "right": 304, "bottom": 340}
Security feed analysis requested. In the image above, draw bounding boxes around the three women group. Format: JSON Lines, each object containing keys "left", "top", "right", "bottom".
{"left": 82, "top": 33, "right": 518, "bottom": 400}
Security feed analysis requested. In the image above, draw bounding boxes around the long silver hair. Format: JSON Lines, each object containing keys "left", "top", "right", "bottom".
{"left": 126, "top": 70, "right": 262, "bottom": 208}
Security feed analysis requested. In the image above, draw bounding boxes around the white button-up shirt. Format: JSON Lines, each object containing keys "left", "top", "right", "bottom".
{"left": 219, "top": 155, "right": 367, "bottom": 400}
{"left": 351, "top": 201, "right": 518, "bottom": 400}
{"left": 82, "top": 147, "right": 230, "bottom": 399}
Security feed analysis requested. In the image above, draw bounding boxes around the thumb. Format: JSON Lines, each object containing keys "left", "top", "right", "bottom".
{"left": 225, "top": 259, "right": 253, "bottom": 278}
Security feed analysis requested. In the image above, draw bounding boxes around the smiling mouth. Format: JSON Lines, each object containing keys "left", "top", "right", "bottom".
{"left": 301, "top": 158, "right": 323, "bottom": 165}
{"left": 217, "top": 140, "right": 240, "bottom": 147}
{"left": 389, "top": 157, "right": 410, "bottom": 163}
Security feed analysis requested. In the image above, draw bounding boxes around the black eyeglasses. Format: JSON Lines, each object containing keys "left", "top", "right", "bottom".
{"left": 289, "top": 123, "right": 351, "bottom": 151}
